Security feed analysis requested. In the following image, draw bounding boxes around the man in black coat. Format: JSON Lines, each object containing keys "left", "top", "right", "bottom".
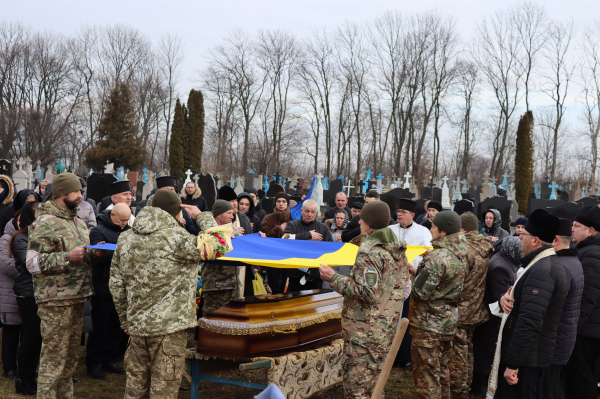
{"left": 493, "top": 209, "right": 567, "bottom": 399}
{"left": 541, "top": 218, "right": 584, "bottom": 399}
{"left": 321, "top": 191, "right": 351, "bottom": 222}
{"left": 565, "top": 205, "right": 600, "bottom": 398}
{"left": 282, "top": 199, "right": 332, "bottom": 291}
{"left": 85, "top": 203, "right": 131, "bottom": 379}
{"left": 181, "top": 182, "right": 208, "bottom": 211}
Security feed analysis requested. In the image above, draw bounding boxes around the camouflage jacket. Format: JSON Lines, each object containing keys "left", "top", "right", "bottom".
{"left": 458, "top": 232, "right": 493, "bottom": 329}
{"left": 331, "top": 228, "right": 409, "bottom": 357}
{"left": 409, "top": 232, "right": 467, "bottom": 335}
{"left": 200, "top": 212, "right": 241, "bottom": 293}
{"left": 110, "top": 208, "right": 220, "bottom": 336}
{"left": 28, "top": 200, "right": 95, "bottom": 305}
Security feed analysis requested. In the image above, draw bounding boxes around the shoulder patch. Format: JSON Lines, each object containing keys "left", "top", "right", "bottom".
{"left": 365, "top": 268, "right": 377, "bottom": 287}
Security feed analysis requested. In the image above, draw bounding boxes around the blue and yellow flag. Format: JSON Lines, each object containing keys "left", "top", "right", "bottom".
{"left": 205, "top": 233, "right": 430, "bottom": 268}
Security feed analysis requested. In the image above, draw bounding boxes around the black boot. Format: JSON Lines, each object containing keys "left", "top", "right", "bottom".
{"left": 102, "top": 363, "right": 125, "bottom": 375}
{"left": 87, "top": 367, "right": 107, "bottom": 380}
{"left": 15, "top": 377, "right": 37, "bottom": 396}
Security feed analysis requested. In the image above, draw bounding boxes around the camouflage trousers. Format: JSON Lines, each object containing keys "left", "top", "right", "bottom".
{"left": 124, "top": 329, "right": 187, "bottom": 399}
{"left": 411, "top": 327, "right": 453, "bottom": 399}
{"left": 202, "top": 289, "right": 236, "bottom": 316}
{"left": 449, "top": 327, "right": 474, "bottom": 399}
{"left": 37, "top": 301, "right": 84, "bottom": 399}
{"left": 342, "top": 340, "right": 384, "bottom": 399}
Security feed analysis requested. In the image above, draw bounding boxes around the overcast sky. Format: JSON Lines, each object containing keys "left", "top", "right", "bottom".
{"left": 4, "top": 0, "right": 597, "bottom": 89}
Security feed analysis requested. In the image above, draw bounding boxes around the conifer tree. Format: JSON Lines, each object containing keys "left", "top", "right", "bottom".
{"left": 186, "top": 89, "right": 205, "bottom": 173}
{"left": 515, "top": 111, "right": 535, "bottom": 212}
{"left": 169, "top": 98, "right": 186, "bottom": 179}
{"left": 85, "top": 82, "right": 146, "bottom": 171}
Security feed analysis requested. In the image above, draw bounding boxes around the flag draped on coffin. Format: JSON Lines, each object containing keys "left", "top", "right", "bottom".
{"left": 204, "top": 233, "right": 430, "bottom": 268}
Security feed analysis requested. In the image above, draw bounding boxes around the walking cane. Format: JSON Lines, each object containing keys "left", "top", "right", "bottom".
{"left": 370, "top": 317, "right": 410, "bottom": 399}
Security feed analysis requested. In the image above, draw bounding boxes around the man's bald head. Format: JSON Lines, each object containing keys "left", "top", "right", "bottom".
{"left": 111, "top": 203, "right": 131, "bottom": 230}
{"left": 301, "top": 199, "right": 318, "bottom": 223}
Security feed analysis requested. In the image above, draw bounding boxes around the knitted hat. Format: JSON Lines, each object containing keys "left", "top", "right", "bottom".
{"left": 244, "top": 187, "right": 258, "bottom": 195}
{"left": 152, "top": 189, "right": 181, "bottom": 217}
{"left": 514, "top": 216, "right": 528, "bottom": 227}
{"left": 574, "top": 206, "right": 600, "bottom": 231}
{"left": 360, "top": 201, "right": 390, "bottom": 230}
{"left": 432, "top": 210, "right": 461, "bottom": 235}
{"left": 218, "top": 185, "right": 238, "bottom": 202}
{"left": 212, "top": 199, "right": 233, "bottom": 217}
{"left": 427, "top": 201, "right": 443, "bottom": 212}
{"left": 460, "top": 212, "right": 479, "bottom": 233}
{"left": 556, "top": 218, "right": 573, "bottom": 237}
{"left": 398, "top": 198, "right": 417, "bottom": 213}
{"left": 274, "top": 192, "right": 290, "bottom": 205}
{"left": 525, "top": 209, "right": 560, "bottom": 243}
{"left": 52, "top": 173, "right": 82, "bottom": 198}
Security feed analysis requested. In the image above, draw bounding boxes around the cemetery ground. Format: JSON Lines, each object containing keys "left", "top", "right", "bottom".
{"left": 0, "top": 329, "right": 489, "bottom": 398}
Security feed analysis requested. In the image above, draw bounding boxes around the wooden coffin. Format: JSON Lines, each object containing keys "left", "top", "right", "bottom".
{"left": 197, "top": 289, "right": 343, "bottom": 358}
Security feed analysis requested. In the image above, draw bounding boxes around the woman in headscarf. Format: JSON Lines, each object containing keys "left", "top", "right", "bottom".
{"left": 237, "top": 192, "right": 262, "bottom": 233}
{"left": 483, "top": 209, "right": 509, "bottom": 249}
{"left": 471, "top": 236, "right": 521, "bottom": 395}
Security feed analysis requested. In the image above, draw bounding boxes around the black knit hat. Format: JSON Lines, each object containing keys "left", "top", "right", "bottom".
{"left": 427, "top": 201, "right": 443, "bottom": 212}
{"left": 525, "top": 209, "right": 560, "bottom": 243}
{"left": 218, "top": 185, "right": 238, "bottom": 202}
{"left": 398, "top": 198, "right": 417, "bottom": 213}
{"left": 574, "top": 206, "right": 600, "bottom": 231}
{"left": 351, "top": 202, "right": 363, "bottom": 210}
{"left": 244, "top": 187, "right": 258, "bottom": 195}
{"left": 156, "top": 176, "right": 176, "bottom": 189}
{"left": 274, "top": 192, "right": 290, "bottom": 205}
{"left": 556, "top": 218, "right": 573, "bottom": 237}
{"left": 109, "top": 180, "right": 131, "bottom": 195}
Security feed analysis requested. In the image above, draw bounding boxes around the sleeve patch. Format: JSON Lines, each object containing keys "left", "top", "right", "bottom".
{"left": 365, "top": 268, "right": 377, "bottom": 287}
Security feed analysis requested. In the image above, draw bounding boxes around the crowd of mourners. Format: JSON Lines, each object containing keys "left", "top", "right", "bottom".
{"left": 0, "top": 170, "right": 599, "bottom": 399}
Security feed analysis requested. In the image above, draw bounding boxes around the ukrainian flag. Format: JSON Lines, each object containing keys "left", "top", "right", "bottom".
{"left": 204, "top": 233, "right": 430, "bottom": 269}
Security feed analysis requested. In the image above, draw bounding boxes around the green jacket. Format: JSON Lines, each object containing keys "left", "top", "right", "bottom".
{"left": 409, "top": 232, "right": 467, "bottom": 335}
{"left": 110, "top": 207, "right": 219, "bottom": 337}
{"left": 28, "top": 200, "right": 94, "bottom": 305}
{"left": 331, "top": 228, "right": 409, "bottom": 357}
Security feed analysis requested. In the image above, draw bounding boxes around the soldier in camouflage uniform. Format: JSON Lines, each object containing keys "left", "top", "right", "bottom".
{"left": 320, "top": 201, "right": 409, "bottom": 399}
{"left": 409, "top": 211, "right": 467, "bottom": 399}
{"left": 27, "top": 173, "right": 106, "bottom": 399}
{"left": 449, "top": 212, "right": 493, "bottom": 398}
{"left": 110, "top": 190, "right": 232, "bottom": 398}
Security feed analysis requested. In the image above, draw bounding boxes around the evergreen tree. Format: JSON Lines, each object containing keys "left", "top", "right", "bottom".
{"left": 515, "top": 111, "right": 535, "bottom": 212}
{"left": 85, "top": 82, "right": 146, "bottom": 171}
{"left": 169, "top": 98, "right": 186, "bottom": 179}
{"left": 186, "top": 89, "right": 205, "bottom": 173}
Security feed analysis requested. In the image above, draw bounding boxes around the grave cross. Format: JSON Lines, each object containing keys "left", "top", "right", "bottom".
{"left": 404, "top": 172, "right": 412, "bottom": 182}
{"left": 184, "top": 169, "right": 193, "bottom": 184}
{"left": 142, "top": 168, "right": 148, "bottom": 183}
{"left": 442, "top": 176, "right": 449, "bottom": 187}
{"left": 193, "top": 173, "right": 200, "bottom": 186}
{"left": 264, "top": 176, "right": 269, "bottom": 191}
{"left": 17, "top": 157, "right": 25, "bottom": 170}
{"left": 357, "top": 179, "right": 366, "bottom": 194}
{"left": 461, "top": 179, "right": 468, "bottom": 193}
{"left": 273, "top": 172, "right": 282, "bottom": 184}
{"left": 501, "top": 173, "right": 509, "bottom": 189}
{"left": 376, "top": 173, "right": 384, "bottom": 181}
{"left": 549, "top": 181, "right": 559, "bottom": 200}
{"left": 343, "top": 179, "right": 355, "bottom": 197}
{"left": 294, "top": 180, "right": 303, "bottom": 195}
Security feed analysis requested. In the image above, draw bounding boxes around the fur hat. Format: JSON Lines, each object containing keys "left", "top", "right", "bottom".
{"left": 218, "top": 185, "right": 238, "bottom": 202}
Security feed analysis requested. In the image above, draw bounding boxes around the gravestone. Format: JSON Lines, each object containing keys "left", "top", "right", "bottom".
{"left": 0, "top": 159, "right": 12, "bottom": 177}
{"left": 479, "top": 196, "right": 513, "bottom": 231}
{"left": 432, "top": 187, "right": 442, "bottom": 203}
{"left": 245, "top": 171, "right": 255, "bottom": 189}
{"left": 526, "top": 199, "right": 564, "bottom": 218}
{"left": 198, "top": 173, "right": 217, "bottom": 210}
{"left": 136, "top": 181, "right": 144, "bottom": 202}
{"left": 322, "top": 190, "right": 330, "bottom": 206}
{"left": 510, "top": 199, "right": 519, "bottom": 227}
{"left": 262, "top": 197, "right": 274, "bottom": 215}
{"left": 383, "top": 188, "right": 414, "bottom": 201}
{"left": 328, "top": 179, "right": 344, "bottom": 207}
{"left": 576, "top": 197, "right": 599, "bottom": 207}
{"left": 266, "top": 183, "right": 285, "bottom": 197}
{"left": 558, "top": 190, "right": 569, "bottom": 202}
{"left": 87, "top": 173, "right": 117, "bottom": 204}
{"left": 12, "top": 159, "right": 29, "bottom": 191}
{"left": 127, "top": 172, "right": 138, "bottom": 184}
{"left": 453, "top": 199, "right": 475, "bottom": 216}
{"left": 540, "top": 179, "right": 552, "bottom": 199}
{"left": 175, "top": 177, "right": 184, "bottom": 194}
{"left": 548, "top": 202, "right": 584, "bottom": 221}
{"left": 415, "top": 199, "right": 427, "bottom": 220}
{"left": 257, "top": 189, "right": 266, "bottom": 200}
{"left": 298, "top": 178, "right": 305, "bottom": 196}
{"left": 420, "top": 186, "right": 432, "bottom": 200}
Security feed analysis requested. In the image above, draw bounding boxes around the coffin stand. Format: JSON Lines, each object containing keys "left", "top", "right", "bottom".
{"left": 197, "top": 289, "right": 343, "bottom": 358}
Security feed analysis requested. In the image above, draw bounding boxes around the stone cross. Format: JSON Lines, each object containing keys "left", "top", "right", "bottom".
{"left": 376, "top": 173, "right": 384, "bottom": 181}
{"left": 16, "top": 157, "right": 25, "bottom": 171}
{"left": 461, "top": 179, "right": 468, "bottom": 193}
{"left": 549, "top": 181, "right": 559, "bottom": 200}
{"left": 501, "top": 173, "right": 509, "bottom": 189}
{"left": 323, "top": 177, "right": 329, "bottom": 190}
{"left": 273, "top": 172, "right": 282, "bottom": 184}
{"left": 193, "top": 173, "right": 200, "bottom": 186}
{"left": 264, "top": 175, "right": 270, "bottom": 191}
{"left": 343, "top": 179, "right": 355, "bottom": 197}
{"left": 294, "top": 180, "right": 303, "bottom": 195}
{"left": 184, "top": 169, "right": 193, "bottom": 184}
{"left": 142, "top": 168, "right": 148, "bottom": 183}
{"left": 534, "top": 183, "right": 541, "bottom": 199}
{"left": 57, "top": 156, "right": 64, "bottom": 174}
{"left": 442, "top": 176, "right": 449, "bottom": 187}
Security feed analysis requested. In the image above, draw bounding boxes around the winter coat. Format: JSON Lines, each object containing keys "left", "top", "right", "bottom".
{"left": 283, "top": 218, "right": 333, "bottom": 242}
{"left": 89, "top": 211, "right": 131, "bottom": 298}
{"left": 238, "top": 193, "right": 262, "bottom": 233}
{"left": 0, "top": 175, "right": 14, "bottom": 224}
{"left": 0, "top": 220, "right": 21, "bottom": 325}
{"left": 331, "top": 228, "right": 409, "bottom": 356}
{"left": 181, "top": 187, "right": 208, "bottom": 212}
{"left": 576, "top": 233, "right": 600, "bottom": 338}
{"left": 457, "top": 232, "right": 494, "bottom": 329}
{"left": 254, "top": 201, "right": 267, "bottom": 222}
{"left": 261, "top": 209, "right": 292, "bottom": 238}
{"left": 110, "top": 207, "right": 229, "bottom": 336}
{"left": 235, "top": 210, "right": 252, "bottom": 236}
{"left": 500, "top": 246, "right": 568, "bottom": 369}
{"left": 409, "top": 232, "right": 467, "bottom": 335}
{"left": 341, "top": 215, "right": 362, "bottom": 243}
{"left": 77, "top": 199, "right": 97, "bottom": 230}
{"left": 13, "top": 232, "right": 34, "bottom": 298}
{"left": 483, "top": 209, "right": 509, "bottom": 249}
{"left": 552, "top": 247, "right": 584, "bottom": 365}
{"left": 0, "top": 189, "right": 40, "bottom": 235}
{"left": 28, "top": 200, "right": 96, "bottom": 305}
